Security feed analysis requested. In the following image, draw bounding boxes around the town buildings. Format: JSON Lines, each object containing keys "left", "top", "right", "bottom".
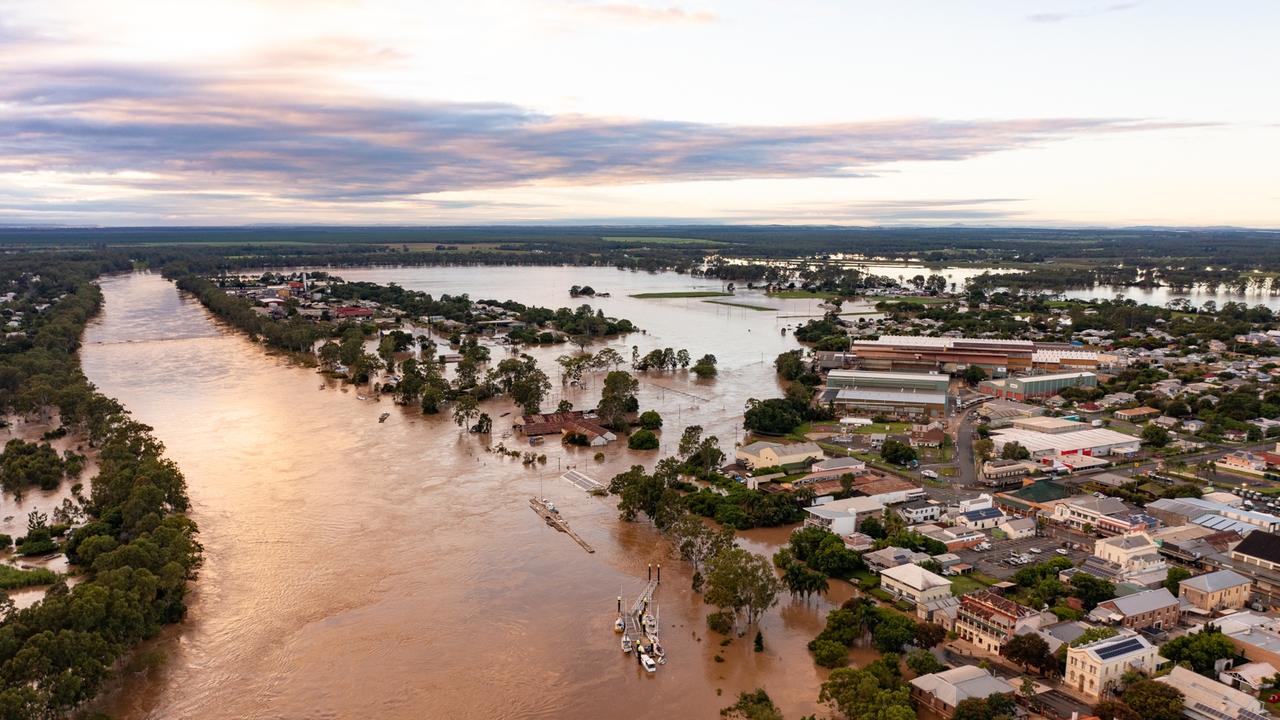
{"left": 1088, "top": 588, "right": 1180, "bottom": 630}
{"left": 735, "top": 441, "right": 824, "bottom": 470}
{"left": 979, "top": 371, "right": 1098, "bottom": 401}
{"left": 821, "top": 369, "right": 950, "bottom": 420}
{"left": 955, "top": 591, "right": 1050, "bottom": 654}
{"left": 849, "top": 335, "right": 1098, "bottom": 375}
{"left": 1231, "top": 530, "right": 1280, "bottom": 607}
{"left": 1154, "top": 666, "right": 1266, "bottom": 720}
{"left": 1052, "top": 495, "right": 1156, "bottom": 536}
{"left": 1064, "top": 631, "right": 1160, "bottom": 699}
{"left": 1178, "top": 569, "right": 1251, "bottom": 614}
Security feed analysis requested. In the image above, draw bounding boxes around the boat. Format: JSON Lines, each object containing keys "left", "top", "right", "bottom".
{"left": 621, "top": 637, "right": 633, "bottom": 653}
{"left": 378, "top": 412, "right": 390, "bottom": 423}
{"left": 614, "top": 617, "right": 624, "bottom": 633}
{"left": 652, "top": 641, "right": 666, "bottom": 663}
{"left": 639, "top": 652, "right": 657, "bottom": 673}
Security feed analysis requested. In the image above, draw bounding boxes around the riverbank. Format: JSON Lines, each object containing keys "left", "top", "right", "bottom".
{"left": 0, "top": 261, "right": 201, "bottom": 717}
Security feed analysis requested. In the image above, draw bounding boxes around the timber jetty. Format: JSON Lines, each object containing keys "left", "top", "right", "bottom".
{"left": 529, "top": 496, "right": 595, "bottom": 554}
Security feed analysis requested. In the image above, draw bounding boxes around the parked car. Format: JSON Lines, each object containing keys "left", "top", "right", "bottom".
{"left": 921, "top": 469, "right": 939, "bottom": 479}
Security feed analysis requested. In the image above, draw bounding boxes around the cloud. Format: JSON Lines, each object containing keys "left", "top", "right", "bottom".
{"left": 742, "top": 198, "right": 1028, "bottom": 224}
{"left": 569, "top": 2, "right": 718, "bottom": 25}
{"left": 0, "top": 64, "right": 1201, "bottom": 221}
{"left": 1029, "top": 2, "right": 1140, "bottom": 23}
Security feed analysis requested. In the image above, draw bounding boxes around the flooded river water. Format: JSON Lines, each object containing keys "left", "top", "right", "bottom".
{"left": 81, "top": 268, "right": 855, "bottom": 720}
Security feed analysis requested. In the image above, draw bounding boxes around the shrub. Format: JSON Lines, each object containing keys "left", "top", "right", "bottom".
{"left": 812, "top": 639, "right": 849, "bottom": 668}
{"left": 628, "top": 429, "right": 660, "bottom": 450}
{"left": 707, "top": 610, "right": 734, "bottom": 635}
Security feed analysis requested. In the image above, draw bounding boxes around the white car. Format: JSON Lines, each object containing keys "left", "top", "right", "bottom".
{"left": 921, "top": 469, "right": 939, "bottom": 479}
{"left": 1028, "top": 547, "right": 1042, "bottom": 554}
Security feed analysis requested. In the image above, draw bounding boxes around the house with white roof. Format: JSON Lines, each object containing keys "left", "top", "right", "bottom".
{"left": 910, "top": 666, "right": 1016, "bottom": 718}
{"left": 879, "top": 563, "right": 953, "bottom": 608}
{"left": 802, "top": 496, "right": 883, "bottom": 536}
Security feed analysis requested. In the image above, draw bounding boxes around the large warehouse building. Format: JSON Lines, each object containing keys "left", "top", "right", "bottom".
{"left": 848, "top": 336, "right": 1098, "bottom": 376}
{"left": 979, "top": 371, "right": 1098, "bottom": 401}
{"left": 821, "top": 370, "right": 950, "bottom": 420}
{"left": 992, "top": 421, "right": 1141, "bottom": 461}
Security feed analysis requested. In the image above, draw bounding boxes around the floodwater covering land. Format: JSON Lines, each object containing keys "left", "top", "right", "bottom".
{"left": 81, "top": 268, "right": 855, "bottom": 720}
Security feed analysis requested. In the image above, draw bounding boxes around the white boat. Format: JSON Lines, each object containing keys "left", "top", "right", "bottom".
{"left": 614, "top": 617, "right": 624, "bottom": 633}
{"left": 639, "top": 653, "right": 657, "bottom": 673}
{"left": 621, "top": 636, "right": 633, "bottom": 653}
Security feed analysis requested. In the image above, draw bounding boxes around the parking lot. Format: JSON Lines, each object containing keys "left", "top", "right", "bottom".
{"left": 956, "top": 535, "right": 1092, "bottom": 580}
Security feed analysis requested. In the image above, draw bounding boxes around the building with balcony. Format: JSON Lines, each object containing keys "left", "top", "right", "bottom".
{"left": 955, "top": 591, "right": 1050, "bottom": 654}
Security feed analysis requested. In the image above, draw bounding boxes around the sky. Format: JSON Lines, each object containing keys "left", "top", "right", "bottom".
{"left": 0, "top": 0, "right": 1277, "bottom": 227}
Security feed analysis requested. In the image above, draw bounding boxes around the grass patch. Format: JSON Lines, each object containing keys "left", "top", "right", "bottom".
{"left": 767, "top": 290, "right": 838, "bottom": 300}
{"left": 851, "top": 422, "right": 911, "bottom": 435}
{"left": 0, "top": 564, "right": 58, "bottom": 590}
{"left": 601, "top": 236, "right": 726, "bottom": 246}
{"left": 630, "top": 291, "right": 732, "bottom": 299}
{"left": 870, "top": 294, "right": 952, "bottom": 302}
{"left": 390, "top": 242, "right": 511, "bottom": 253}
{"left": 940, "top": 466, "right": 958, "bottom": 478}
{"left": 703, "top": 299, "right": 775, "bottom": 311}
{"left": 949, "top": 573, "right": 996, "bottom": 596}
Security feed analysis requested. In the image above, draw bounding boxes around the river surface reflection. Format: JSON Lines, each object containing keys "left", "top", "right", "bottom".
{"left": 81, "top": 269, "right": 853, "bottom": 720}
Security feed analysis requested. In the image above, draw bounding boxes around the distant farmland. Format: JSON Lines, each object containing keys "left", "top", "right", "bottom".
{"left": 601, "top": 236, "right": 726, "bottom": 246}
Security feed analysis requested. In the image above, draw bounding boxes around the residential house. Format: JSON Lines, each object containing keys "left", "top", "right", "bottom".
{"left": 880, "top": 563, "right": 954, "bottom": 608}
{"left": 864, "top": 545, "right": 930, "bottom": 573}
{"left": 918, "top": 524, "right": 988, "bottom": 551}
{"left": 1219, "top": 661, "right": 1278, "bottom": 694}
{"left": 803, "top": 496, "right": 884, "bottom": 536}
{"left": 1218, "top": 451, "right": 1268, "bottom": 475}
{"left": 1065, "top": 631, "right": 1161, "bottom": 699}
{"left": 899, "top": 499, "right": 943, "bottom": 525}
{"left": 911, "top": 427, "right": 947, "bottom": 448}
{"left": 1088, "top": 587, "right": 1180, "bottom": 630}
{"left": 910, "top": 666, "right": 1016, "bottom": 718}
{"left": 1178, "top": 569, "right": 1251, "bottom": 614}
{"left": 994, "top": 517, "right": 1036, "bottom": 540}
{"left": 956, "top": 506, "right": 1006, "bottom": 530}
{"left": 799, "top": 456, "right": 867, "bottom": 484}
{"left": 1154, "top": 666, "right": 1265, "bottom": 720}
{"left": 1114, "top": 406, "right": 1160, "bottom": 422}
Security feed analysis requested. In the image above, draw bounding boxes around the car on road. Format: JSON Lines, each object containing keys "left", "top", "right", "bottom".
{"left": 1055, "top": 548, "right": 1069, "bottom": 555}
{"left": 1029, "top": 547, "right": 1042, "bottom": 554}
{"left": 921, "top": 469, "right": 939, "bottom": 479}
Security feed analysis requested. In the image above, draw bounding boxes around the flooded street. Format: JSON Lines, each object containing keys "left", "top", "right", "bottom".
{"left": 80, "top": 269, "right": 851, "bottom": 720}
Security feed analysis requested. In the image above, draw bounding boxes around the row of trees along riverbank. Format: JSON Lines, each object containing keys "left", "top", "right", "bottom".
{"left": 0, "top": 253, "right": 201, "bottom": 718}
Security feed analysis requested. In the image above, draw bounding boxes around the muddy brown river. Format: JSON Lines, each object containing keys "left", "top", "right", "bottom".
{"left": 81, "top": 268, "right": 857, "bottom": 719}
